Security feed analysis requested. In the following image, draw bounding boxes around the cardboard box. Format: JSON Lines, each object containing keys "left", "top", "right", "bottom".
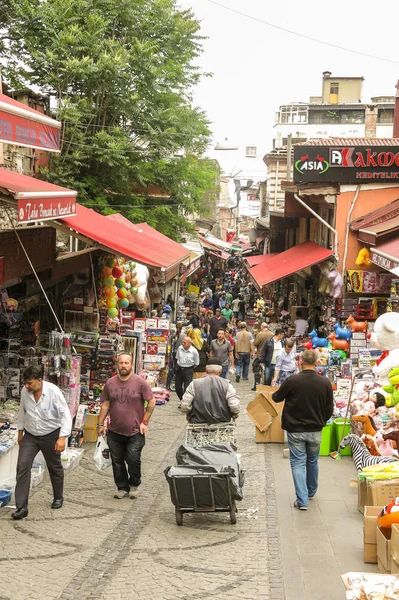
{"left": 358, "top": 479, "right": 370, "bottom": 514}
{"left": 364, "top": 506, "right": 383, "bottom": 563}
{"left": 369, "top": 479, "right": 399, "bottom": 507}
{"left": 376, "top": 526, "right": 392, "bottom": 573}
{"left": 83, "top": 428, "right": 98, "bottom": 443}
{"left": 390, "top": 523, "right": 399, "bottom": 574}
{"left": 84, "top": 413, "right": 98, "bottom": 430}
{"left": 352, "top": 332, "right": 367, "bottom": 340}
{"left": 246, "top": 385, "right": 284, "bottom": 443}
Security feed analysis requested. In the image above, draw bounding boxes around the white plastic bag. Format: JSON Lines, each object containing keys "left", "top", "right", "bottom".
{"left": 93, "top": 436, "right": 112, "bottom": 471}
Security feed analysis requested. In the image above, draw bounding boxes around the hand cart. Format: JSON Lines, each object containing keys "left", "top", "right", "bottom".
{"left": 167, "top": 466, "right": 237, "bottom": 526}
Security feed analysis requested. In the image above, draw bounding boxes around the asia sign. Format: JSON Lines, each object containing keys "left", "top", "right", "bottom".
{"left": 18, "top": 198, "right": 77, "bottom": 224}
{"left": 294, "top": 145, "right": 399, "bottom": 184}
{"left": 0, "top": 105, "right": 60, "bottom": 152}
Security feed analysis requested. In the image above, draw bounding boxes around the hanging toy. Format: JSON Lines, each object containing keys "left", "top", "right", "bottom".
{"left": 107, "top": 307, "right": 118, "bottom": 319}
{"left": 112, "top": 266, "right": 124, "bottom": 279}
{"left": 106, "top": 297, "right": 117, "bottom": 309}
{"left": 105, "top": 257, "right": 116, "bottom": 268}
{"left": 103, "top": 276, "right": 115, "bottom": 288}
{"left": 118, "top": 298, "right": 129, "bottom": 309}
{"left": 117, "top": 287, "right": 128, "bottom": 299}
{"left": 356, "top": 247, "right": 371, "bottom": 267}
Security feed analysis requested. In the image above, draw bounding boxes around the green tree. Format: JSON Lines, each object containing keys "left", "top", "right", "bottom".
{"left": 1, "top": 0, "right": 216, "bottom": 239}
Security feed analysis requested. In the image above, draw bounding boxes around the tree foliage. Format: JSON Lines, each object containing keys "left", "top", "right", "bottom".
{"left": 1, "top": 0, "right": 216, "bottom": 239}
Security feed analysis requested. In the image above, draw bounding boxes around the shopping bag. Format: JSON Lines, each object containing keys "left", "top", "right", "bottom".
{"left": 93, "top": 435, "right": 112, "bottom": 471}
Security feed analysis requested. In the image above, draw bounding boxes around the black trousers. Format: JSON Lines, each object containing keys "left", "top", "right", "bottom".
{"left": 15, "top": 428, "right": 64, "bottom": 509}
{"left": 107, "top": 430, "right": 145, "bottom": 491}
{"left": 175, "top": 366, "right": 194, "bottom": 401}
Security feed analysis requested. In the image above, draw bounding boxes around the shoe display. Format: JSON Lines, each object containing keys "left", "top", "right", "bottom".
{"left": 11, "top": 507, "right": 28, "bottom": 520}
{"left": 129, "top": 487, "right": 139, "bottom": 499}
{"left": 114, "top": 490, "right": 129, "bottom": 499}
{"left": 293, "top": 500, "right": 307, "bottom": 511}
{"left": 51, "top": 498, "right": 63, "bottom": 509}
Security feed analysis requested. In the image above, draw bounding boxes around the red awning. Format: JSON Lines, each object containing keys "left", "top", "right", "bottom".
{"left": 0, "top": 167, "right": 77, "bottom": 222}
{"left": 350, "top": 198, "right": 399, "bottom": 232}
{"left": 0, "top": 93, "right": 61, "bottom": 152}
{"left": 105, "top": 214, "right": 190, "bottom": 269}
{"left": 206, "top": 249, "right": 229, "bottom": 261}
{"left": 370, "top": 239, "right": 399, "bottom": 274}
{"left": 358, "top": 214, "right": 399, "bottom": 245}
{"left": 59, "top": 205, "right": 189, "bottom": 270}
{"left": 249, "top": 241, "right": 333, "bottom": 288}
{"left": 245, "top": 254, "right": 277, "bottom": 268}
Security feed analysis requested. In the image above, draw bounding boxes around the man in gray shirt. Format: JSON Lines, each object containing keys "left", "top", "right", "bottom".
{"left": 210, "top": 328, "right": 235, "bottom": 379}
{"left": 175, "top": 337, "right": 199, "bottom": 408}
{"left": 181, "top": 358, "right": 240, "bottom": 423}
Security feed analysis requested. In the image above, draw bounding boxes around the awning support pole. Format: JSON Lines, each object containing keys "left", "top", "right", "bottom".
{"left": 294, "top": 193, "right": 338, "bottom": 257}
{"left": 6, "top": 208, "right": 75, "bottom": 347}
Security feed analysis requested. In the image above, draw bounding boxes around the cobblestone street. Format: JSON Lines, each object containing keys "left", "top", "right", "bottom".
{"left": 0, "top": 379, "right": 284, "bottom": 600}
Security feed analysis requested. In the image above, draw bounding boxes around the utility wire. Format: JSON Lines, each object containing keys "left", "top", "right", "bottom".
{"left": 207, "top": 0, "right": 399, "bottom": 65}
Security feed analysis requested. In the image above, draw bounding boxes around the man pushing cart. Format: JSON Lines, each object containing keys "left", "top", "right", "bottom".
{"left": 165, "top": 358, "right": 243, "bottom": 525}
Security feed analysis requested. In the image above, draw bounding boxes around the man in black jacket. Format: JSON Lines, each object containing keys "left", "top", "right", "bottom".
{"left": 260, "top": 328, "right": 284, "bottom": 385}
{"left": 272, "top": 350, "right": 333, "bottom": 511}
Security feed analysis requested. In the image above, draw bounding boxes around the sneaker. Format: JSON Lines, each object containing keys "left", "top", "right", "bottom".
{"left": 114, "top": 490, "right": 129, "bottom": 499}
{"left": 294, "top": 500, "right": 307, "bottom": 511}
{"left": 309, "top": 495, "right": 315, "bottom": 500}
{"left": 236, "top": 375, "right": 240, "bottom": 383}
{"left": 178, "top": 403, "right": 181, "bottom": 409}
{"left": 129, "top": 487, "right": 139, "bottom": 499}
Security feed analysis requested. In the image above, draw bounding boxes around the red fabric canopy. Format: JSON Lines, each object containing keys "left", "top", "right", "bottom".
{"left": 59, "top": 205, "right": 189, "bottom": 269}
{"left": 105, "top": 214, "right": 190, "bottom": 268}
{"left": 0, "top": 93, "right": 61, "bottom": 152}
{"left": 245, "top": 254, "right": 276, "bottom": 268}
{"left": 0, "top": 167, "right": 77, "bottom": 223}
{"left": 249, "top": 241, "right": 333, "bottom": 288}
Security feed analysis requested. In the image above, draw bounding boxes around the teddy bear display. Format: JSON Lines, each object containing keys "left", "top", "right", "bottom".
{"left": 318, "top": 259, "right": 343, "bottom": 299}
{"left": 370, "top": 312, "right": 399, "bottom": 387}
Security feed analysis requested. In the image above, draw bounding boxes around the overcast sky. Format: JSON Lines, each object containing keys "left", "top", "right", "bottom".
{"left": 178, "top": 0, "right": 399, "bottom": 160}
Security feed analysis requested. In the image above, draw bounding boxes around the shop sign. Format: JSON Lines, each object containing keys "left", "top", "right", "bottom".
{"left": 0, "top": 257, "right": 4, "bottom": 286}
{"left": 370, "top": 250, "right": 399, "bottom": 273}
{"left": 18, "top": 197, "right": 77, "bottom": 223}
{"left": 294, "top": 145, "right": 399, "bottom": 184}
{"left": 347, "top": 269, "right": 393, "bottom": 293}
{"left": 0, "top": 109, "right": 60, "bottom": 152}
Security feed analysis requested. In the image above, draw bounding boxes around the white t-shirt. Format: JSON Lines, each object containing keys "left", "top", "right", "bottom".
{"left": 271, "top": 340, "right": 282, "bottom": 365}
{"left": 232, "top": 298, "right": 240, "bottom": 311}
{"left": 294, "top": 319, "right": 308, "bottom": 336}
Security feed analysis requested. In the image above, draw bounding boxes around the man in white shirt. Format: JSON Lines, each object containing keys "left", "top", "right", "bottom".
{"left": 293, "top": 311, "right": 309, "bottom": 337}
{"left": 13, "top": 366, "right": 72, "bottom": 520}
{"left": 175, "top": 337, "right": 199, "bottom": 408}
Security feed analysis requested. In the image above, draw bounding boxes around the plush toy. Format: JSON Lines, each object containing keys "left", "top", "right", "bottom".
{"left": 318, "top": 274, "right": 330, "bottom": 295}
{"left": 371, "top": 312, "right": 399, "bottom": 387}
{"left": 355, "top": 247, "right": 372, "bottom": 267}
{"left": 383, "top": 369, "right": 399, "bottom": 407}
{"left": 346, "top": 315, "right": 368, "bottom": 333}
{"left": 324, "top": 268, "right": 343, "bottom": 299}
{"left": 378, "top": 497, "right": 399, "bottom": 528}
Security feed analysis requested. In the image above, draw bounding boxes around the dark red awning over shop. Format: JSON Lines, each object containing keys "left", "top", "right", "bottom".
{"left": 249, "top": 241, "right": 333, "bottom": 289}
{"left": 0, "top": 93, "right": 61, "bottom": 152}
{"left": 0, "top": 167, "right": 77, "bottom": 222}
{"left": 59, "top": 205, "right": 189, "bottom": 270}
{"left": 245, "top": 254, "right": 277, "bottom": 268}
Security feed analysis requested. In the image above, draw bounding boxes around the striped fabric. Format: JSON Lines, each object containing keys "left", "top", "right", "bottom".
{"left": 339, "top": 434, "right": 399, "bottom": 473}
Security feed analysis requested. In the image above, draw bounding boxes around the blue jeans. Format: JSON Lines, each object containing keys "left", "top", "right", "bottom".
{"left": 263, "top": 364, "right": 275, "bottom": 385}
{"left": 236, "top": 352, "right": 250, "bottom": 380}
{"left": 287, "top": 431, "right": 322, "bottom": 507}
{"left": 221, "top": 364, "right": 229, "bottom": 379}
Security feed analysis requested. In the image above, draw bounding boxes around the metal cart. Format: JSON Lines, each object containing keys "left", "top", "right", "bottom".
{"left": 169, "top": 467, "right": 237, "bottom": 526}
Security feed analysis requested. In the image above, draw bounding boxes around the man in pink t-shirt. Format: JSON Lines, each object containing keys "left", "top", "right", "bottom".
{"left": 98, "top": 354, "right": 155, "bottom": 499}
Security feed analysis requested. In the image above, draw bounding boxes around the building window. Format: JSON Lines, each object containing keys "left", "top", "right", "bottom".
{"left": 246, "top": 146, "right": 257, "bottom": 157}
{"left": 378, "top": 108, "right": 394, "bottom": 124}
{"left": 330, "top": 83, "right": 339, "bottom": 95}
{"left": 308, "top": 109, "right": 365, "bottom": 125}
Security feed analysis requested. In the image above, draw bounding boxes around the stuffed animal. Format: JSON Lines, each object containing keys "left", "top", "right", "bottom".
{"left": 318, "top": 274, "right": 330, "bottom": 295}
{"left": 371, "top": 312, "right": 399, "bottom": 387}
{"left": 324, "top": 268, "right": 343, "bottom": 299}
{"left": 355, "top": 247, "right": 372, "bottom": 267}
{"left": 378, "top": 497, "right": 399, "bottom": 528}
{"left": 346, "top": 315, "right": 368, "bottom": 333}
{"left": 383, "top": 368, "right": 399, "bottom": 407}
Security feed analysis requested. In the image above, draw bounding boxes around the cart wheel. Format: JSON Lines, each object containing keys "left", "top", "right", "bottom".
{"left": 175, "top": 508, "right": 183, "bottom": 526}
{"left": 169, "top": 380, "right": 176, "bottom": 393}
{"left": 229, "top": 503, "right": 237, "bottom": 525}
